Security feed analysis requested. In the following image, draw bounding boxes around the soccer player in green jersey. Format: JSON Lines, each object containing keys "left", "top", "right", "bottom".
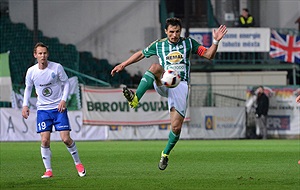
{"left": 111, "top": 18, "right": 227, "bottom": 170}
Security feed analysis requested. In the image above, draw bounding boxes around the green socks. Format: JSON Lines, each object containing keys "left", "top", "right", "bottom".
{"left": 137, "top": 71, "right": 180, "bottom": 155}
{"left": 163, "top": 130, "right": 180, "bottom": 155}
{"left": 136, "top": 70, "right": 155, "bottom": 100}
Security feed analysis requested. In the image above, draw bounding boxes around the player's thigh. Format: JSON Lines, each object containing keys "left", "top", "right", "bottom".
{"left": 170, "top": 109, "right": 184, "bottom": 129}
{"left": 168, "top": 82, "right": 189, "bottom": 117}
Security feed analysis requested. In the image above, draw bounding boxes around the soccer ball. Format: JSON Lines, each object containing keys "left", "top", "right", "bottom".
{"left": 161, "top": 69, "right": 181, "bottom": 88}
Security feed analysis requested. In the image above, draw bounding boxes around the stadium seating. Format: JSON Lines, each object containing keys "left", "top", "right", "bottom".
{"left": 0, "top": 15, "right": 135, "bottom": 89}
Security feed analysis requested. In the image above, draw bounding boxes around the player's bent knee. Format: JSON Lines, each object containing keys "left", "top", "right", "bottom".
{"left": 171, "top": 127, "right": 181, "bottom": 135}
{"left": 61, "top": 136, "right": 73, "bottom": 146}
{"left": 149, "top": 63, "right": 163, "bottom": 73}
{"left": 41, "top": 139, "right": 50, "bottom": 147}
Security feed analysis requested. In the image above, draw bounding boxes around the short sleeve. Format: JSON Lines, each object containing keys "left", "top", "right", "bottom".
{"left": 190, "top": 37, "right": 202, "bottom": 54}
{"left": 142, "top": 40, "right": 158, "bottom": 58}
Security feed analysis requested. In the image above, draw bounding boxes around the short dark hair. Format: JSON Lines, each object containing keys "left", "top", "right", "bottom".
{"left": 243, "top": 8, "right": 249, "bottom": 13}
{"left": 33, "top": 42, "right": 48, "bottom": 53}
{"left": 165, "top": 17, "right": 182, "bottom": 30}
{"left": 258, "top": 85, "right": 264, "bottom": 90}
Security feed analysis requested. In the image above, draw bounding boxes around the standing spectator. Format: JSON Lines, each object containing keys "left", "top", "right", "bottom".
{"left": 237, "top": 8, "right": 258, "bottom": 61}
{"left": 296, "top": 95, "right": 300, "bottom": 103}
{"left": 238, "top": 8, "right": 254, "bottom": 27}
{"left": 255, "top": 86, "right": 269, "bottom": 139}
{"left": 245, "top": 88, "right": 257, "bottom": 139}
{"left": 22, "top": 42, "right": 86, "bottom": 178}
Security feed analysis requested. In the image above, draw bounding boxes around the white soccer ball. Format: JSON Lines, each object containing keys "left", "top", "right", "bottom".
{"left": 161, "top": 69, "right": 181, "bottom": 88}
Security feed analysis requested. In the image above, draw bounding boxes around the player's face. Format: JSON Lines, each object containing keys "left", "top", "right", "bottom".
{"left": 165, "top": 25, "right": 181, "bottom": 44}
{"left": 34, "top": 46, "right": 48, "bottom": 65}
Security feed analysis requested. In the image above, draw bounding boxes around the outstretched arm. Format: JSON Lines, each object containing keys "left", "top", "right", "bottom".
{"left": 111, "top": 50, "right": 145, "bottom": 76}
{"left": 202, "top": 25, "right": 227, "bottom": 60}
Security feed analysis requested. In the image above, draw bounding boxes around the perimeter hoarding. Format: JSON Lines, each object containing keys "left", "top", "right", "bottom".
{"left": 182, "top": 28, "right": 270, "bottom": 52}
{"left": 246, "top": 86, "right": 300, "bottom": 136}
{"left": 81, "top": 85, "right": 190, "bottom": 126}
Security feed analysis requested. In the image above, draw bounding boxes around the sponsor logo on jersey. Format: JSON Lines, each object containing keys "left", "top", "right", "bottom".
{"left": 39, "top": 82, "right": 52, "bottom": 87}
{"left": 173, "top": 45, "right": 184, "bottom": 50}
{"left": 42, "top": 87, "right": 52, "bottom": 97}
{"left": 166, "top": 64, "right": 186, "bottom": 72}
{"left": 51, "top": 72, "right": 56, "bottom": 79}
{"left": 165, "top": 51, "right": 183, "bottom": 64}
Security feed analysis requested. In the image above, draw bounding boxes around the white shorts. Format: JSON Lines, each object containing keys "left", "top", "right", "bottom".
{"left": 153, "top": 81, "right": 189, "bottom": 117}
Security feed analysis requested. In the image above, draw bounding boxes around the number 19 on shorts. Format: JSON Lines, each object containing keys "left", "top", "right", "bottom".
{"left": 38, "top": 122, "right": 47, "bottom": 131}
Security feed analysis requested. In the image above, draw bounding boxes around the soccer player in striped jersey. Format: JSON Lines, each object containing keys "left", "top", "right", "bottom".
{"left": 22, "top": 42, "right": 86, "bottom": 178}
{"left": 111, "top": 18, "right": 227, "bottom": 170}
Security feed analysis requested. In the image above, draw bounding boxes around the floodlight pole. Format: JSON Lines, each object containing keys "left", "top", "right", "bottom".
{"left": 184, "top": 0, "right": 190, "bottom": 37}
{"left": 33, "top": 0, "right": 38, "bottom": 45}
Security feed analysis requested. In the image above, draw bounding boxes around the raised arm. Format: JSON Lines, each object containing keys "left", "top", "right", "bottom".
{"left": 202, "top": 25, "right": 227, "bottom": 60}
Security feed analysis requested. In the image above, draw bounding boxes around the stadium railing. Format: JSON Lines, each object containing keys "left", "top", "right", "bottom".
{"left": 190, "top": 84, "right": 247, "bottom": 107}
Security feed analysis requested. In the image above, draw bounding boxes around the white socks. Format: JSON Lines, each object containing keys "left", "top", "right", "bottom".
{"left": 67, "top": 142, "right": 81, "bottom": 165}
{"left": 41, "top": 142, "right": 81, "bottom": 171}
{"left": 41, "top": 146, "right": 52, "bottom": 170}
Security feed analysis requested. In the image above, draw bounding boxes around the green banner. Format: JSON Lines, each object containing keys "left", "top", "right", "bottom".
{"left": 0, "top": 52, "right": 12, "bottom": 103}
{"left": 0, "top": 53, "right": 10, "bottom": 77}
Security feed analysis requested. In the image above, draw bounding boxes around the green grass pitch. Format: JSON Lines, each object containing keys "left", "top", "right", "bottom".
{"left": 0, "top": 140, "right": 299, "bottom": 190}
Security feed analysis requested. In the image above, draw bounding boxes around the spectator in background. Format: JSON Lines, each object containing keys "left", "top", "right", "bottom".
{"left": 296, "top": 95, "right": 300, "bottom": 103}
{"left": 238, "top": 8, "right": 254, "bottom": 27}
{"left": 255, "top": 86, "right": 269, "bottom": 139}
{"left": 237, "top": 8, "right": 258, "bottom": 61}
{"left": 245, "top": 88, "right": 257, "bottom": 139}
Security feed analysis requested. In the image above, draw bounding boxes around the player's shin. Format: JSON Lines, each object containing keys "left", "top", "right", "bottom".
{"left": 67, "top": 142, "right": 81, "bottom": 164}
{"left": 136, "top": 70, "right": 155, "bottom": 100}
{"left": 163, "top": 130, "right": 180, "bottom": 155}
{"left": 41, "top": 146, "right": 52, "bottom": 171}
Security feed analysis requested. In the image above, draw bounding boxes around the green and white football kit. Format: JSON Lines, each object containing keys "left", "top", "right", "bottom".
{"left": 142, "top": 37, "right": 206, "bottom": 117}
